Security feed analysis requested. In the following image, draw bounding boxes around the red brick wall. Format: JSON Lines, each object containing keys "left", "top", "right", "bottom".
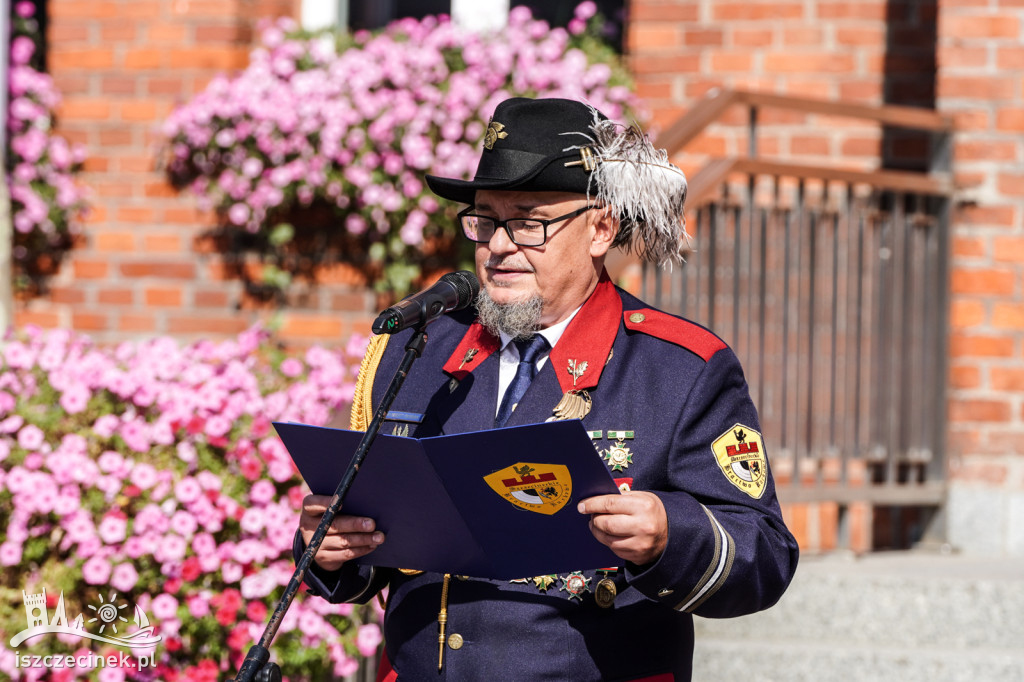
{"left": 628, "top": 0, "right": 938, "bottom": 175}
{"left": 17, "top": 0, "right": 377, "bottom": 345}
{"left": 627, "top": 0, "right": 1024, "bottom": 554}
{"left": 938, "top": 0, "right": 1024, "bottom": 552}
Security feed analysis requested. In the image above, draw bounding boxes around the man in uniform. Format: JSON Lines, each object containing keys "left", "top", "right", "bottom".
{"left": 296, "top": 97, "right": 799, "bottom": 681}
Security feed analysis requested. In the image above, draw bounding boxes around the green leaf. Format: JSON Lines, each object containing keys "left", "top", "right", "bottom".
{"left": 268, "top": 222, "right": 295, "bottom": 246}
{"left": 262, "top": 264, "right": 292, "bottom": 289}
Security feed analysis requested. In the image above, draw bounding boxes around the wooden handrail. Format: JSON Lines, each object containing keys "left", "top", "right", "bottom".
{"left": 652, "top": 88, "right": 956, "bottom": 208}
{"left": 652, "top": 90, "right": 745, "bottom": 156}
{"left": 686, "top": 157, "right": 955, "bottom": 208}
{"left": 741, "top": 90, "right": 955, "bottom": 132}
{"left": 654, "top": 88, "right": 955, "bottom": 156}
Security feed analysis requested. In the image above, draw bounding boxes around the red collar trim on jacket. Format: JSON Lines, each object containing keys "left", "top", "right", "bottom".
{"left": 549, "top": 272, "right": 621, "bottom": 393}
{"left": 442, "top": 270, "right": 622, "bottom": 390}
{"left": 442, "top": 320, "right": 501, "bottom": 380}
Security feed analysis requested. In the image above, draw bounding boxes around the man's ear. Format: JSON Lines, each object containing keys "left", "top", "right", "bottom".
{"left": 589, "top": 208, "right": 618, "bottom": 258}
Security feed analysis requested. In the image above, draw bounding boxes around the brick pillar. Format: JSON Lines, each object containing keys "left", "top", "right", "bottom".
{"left": 938, "top": 1, "right": 1024, "bottom": 556}
{"left": 19, "top": 0, "right": 376, "bottom": 345}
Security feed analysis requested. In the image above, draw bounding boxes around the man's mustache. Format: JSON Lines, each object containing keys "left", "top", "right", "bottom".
{"left": 483, "top": 257, "right": 536, "bottom": 273}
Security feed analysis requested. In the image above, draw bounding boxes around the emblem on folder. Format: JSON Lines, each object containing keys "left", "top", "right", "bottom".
{"left": 711, "top": 424, "right": 768, "bottom": 499}
{"left": 484, "top": 463, "right": 572, "bottom": 515}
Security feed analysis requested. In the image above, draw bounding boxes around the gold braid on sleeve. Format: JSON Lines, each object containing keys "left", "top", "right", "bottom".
{"left": 350, "top": 333, "right": 398, "bottom": 608}
{"left": 350, "top": 333, "right": 391, "bottom": 431}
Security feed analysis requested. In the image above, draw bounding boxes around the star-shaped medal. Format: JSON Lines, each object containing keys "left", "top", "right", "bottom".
{"left": 559, "top": 571, "right": 592, "bottom": 601}
{"left": 602, "top": 444, "right": 634, "bottom": 471}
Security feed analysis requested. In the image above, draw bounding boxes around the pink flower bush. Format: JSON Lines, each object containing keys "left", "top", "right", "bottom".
{"left": 0, "top": 325, "right": 378, "bottom": 680}
{"left": 5, "top": 2, "right": 88, "bottom": 294}
{"left": 163, "top": 4, "right": 639, "bottom": 298}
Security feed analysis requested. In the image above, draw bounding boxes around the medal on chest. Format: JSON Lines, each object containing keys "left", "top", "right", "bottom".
{"left": 601, "top": 430, "right": 635, "bottom": 471}
{"left": 559, "top": 571, "right": 592, "bottom": 601}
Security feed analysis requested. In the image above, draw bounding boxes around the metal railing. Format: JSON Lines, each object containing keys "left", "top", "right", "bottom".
{"left": 645, "top": 90, "right": 955, "bottom": 514}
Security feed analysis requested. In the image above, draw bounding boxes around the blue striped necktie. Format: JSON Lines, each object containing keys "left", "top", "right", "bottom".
{"left": 495, "top": 335, "right": 550, "bottom": 427}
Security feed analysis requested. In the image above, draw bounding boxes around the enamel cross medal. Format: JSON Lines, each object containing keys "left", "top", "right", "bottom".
{"left": 601, "top": 430, "right": 635, "bottom": 471}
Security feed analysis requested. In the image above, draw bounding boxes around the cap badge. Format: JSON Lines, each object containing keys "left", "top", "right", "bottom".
{"left": 483, "top": 120, "right": 508, "bottom": 150}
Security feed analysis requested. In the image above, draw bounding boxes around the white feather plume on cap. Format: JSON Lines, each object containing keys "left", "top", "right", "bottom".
{"left": 563, "top": 109, "right": 689, "bottom": 268}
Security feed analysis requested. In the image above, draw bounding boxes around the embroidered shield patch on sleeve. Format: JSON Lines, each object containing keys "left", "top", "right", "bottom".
{"left": 484, "top": 463, "right": 572, "bottom": 515}
{"left": 712, "top": 424, "right": 768, "bottom": 499}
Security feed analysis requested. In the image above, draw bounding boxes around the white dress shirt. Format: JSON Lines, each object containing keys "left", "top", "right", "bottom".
{"left": 495, "top": 306, "right": 581, "bottom": 416}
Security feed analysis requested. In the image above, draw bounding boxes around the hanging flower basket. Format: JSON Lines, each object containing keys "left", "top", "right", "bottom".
{"left": 5, "top": 1, "right": 89, "bottom": 297}
{"left": 163, "top": 2, "right": 639, "bottom": 302}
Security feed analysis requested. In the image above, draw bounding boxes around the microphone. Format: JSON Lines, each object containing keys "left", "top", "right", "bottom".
{"left": 371, "top": 270, "right": 480, "bottom": 335}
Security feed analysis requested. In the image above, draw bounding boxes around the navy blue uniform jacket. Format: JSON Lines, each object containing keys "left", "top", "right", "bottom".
{"left": 295, "top": 274, "right": 799, "bottom": 681}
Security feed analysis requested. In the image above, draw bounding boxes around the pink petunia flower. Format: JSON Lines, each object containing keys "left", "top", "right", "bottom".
{"left": 249, "top": 479, "right": 276, "bottom": 506}
{"left": 0, "top": 542, "right": 23, "bottom": 566}
{"left": 130, "top": 462, "right": 158, "bottom": 489}
{"left": 356, "top": 623, "right": 383, "bottom": 656}
{"left": 187, "top": 594, "right": 211, "bottom": 618}
{"left": 175, "top": 477, "right": 202, "bottom": 504}
{"left": 120, "top": 420, "right": 151, "bottom": 453}
{"left": 97, "top": 667, "right": 126, "bottom": 682}
{"left": 98, "top": 513, "right": 128, "bottom": 544}
{"left": 151, "top": 594, "right": 179, "bottom": 620}
{"left": 280, "top": 358, "right": 303, "bottom": 378}
{"left": 16, "top": 423, "right": 44, "bottom": 450}
{"left": 82, "top": 556, "right": 112, "bottom": 585}
{"left": 110, "top": 563, "right": 139, "bottom": 592}
{"left": 59, "top": 383, "right": 91, "bottom": 414}
{"left": 92, "top": 414, "right": 120, "bottom": 438}
{"left": 170, "top": 510, "right": 198, "bottom": 538}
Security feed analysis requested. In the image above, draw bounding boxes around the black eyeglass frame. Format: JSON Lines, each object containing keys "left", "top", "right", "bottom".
{"left": 458, "top": 206, "right": 594, "bottom": 247}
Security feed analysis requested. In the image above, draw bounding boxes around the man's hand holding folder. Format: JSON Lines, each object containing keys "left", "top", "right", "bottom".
{"left": 298, "top": 498, "right": 383, "bottom": 572}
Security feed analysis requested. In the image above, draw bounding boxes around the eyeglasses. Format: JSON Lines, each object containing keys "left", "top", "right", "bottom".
{"left": 458, "top": 206, "right": 594, "bottom": 247}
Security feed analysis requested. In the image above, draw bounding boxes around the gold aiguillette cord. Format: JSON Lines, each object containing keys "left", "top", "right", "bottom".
{"left": 437, "top": 573, "right": 451, "bottom": 671}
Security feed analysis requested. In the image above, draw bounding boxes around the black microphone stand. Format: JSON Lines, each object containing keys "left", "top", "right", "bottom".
{"left": 233, "top": 322, "right": 431, "bottom": 682}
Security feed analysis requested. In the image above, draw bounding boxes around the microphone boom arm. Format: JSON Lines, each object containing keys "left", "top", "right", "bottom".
{"left": 233, "top": 325, "right": 431, "bottom": 682}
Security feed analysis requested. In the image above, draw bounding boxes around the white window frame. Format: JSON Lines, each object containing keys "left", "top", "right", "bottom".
{"left": 452, "top": 0, "right": 509, "bottom": 31}
{"left": 300, "top": 0, "right": 512, "bottom": 32}
{"left": 301, "top": 0, "right": 349, "bottom": 31}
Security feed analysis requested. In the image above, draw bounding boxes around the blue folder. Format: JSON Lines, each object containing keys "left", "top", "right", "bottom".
{"left": 274, "top": 419, "right": 621, "bottom": 580}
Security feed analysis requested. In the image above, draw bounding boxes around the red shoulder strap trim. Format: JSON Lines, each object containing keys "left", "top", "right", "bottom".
{"left": 375, "top": 649, "right": 396, "bottom": 682}
{"left": 549, "top": 272, "right": 622, "bottom": 393}
{"left": 442, "top": 321, "right": 501, "bottom": 380}
{"left": 623, "top": 308, "right": 726, "bottom": 362}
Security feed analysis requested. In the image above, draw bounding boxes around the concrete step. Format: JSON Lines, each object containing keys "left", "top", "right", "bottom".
{"left": 692, "top": 551, "right": 1024, "bottom": 682}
